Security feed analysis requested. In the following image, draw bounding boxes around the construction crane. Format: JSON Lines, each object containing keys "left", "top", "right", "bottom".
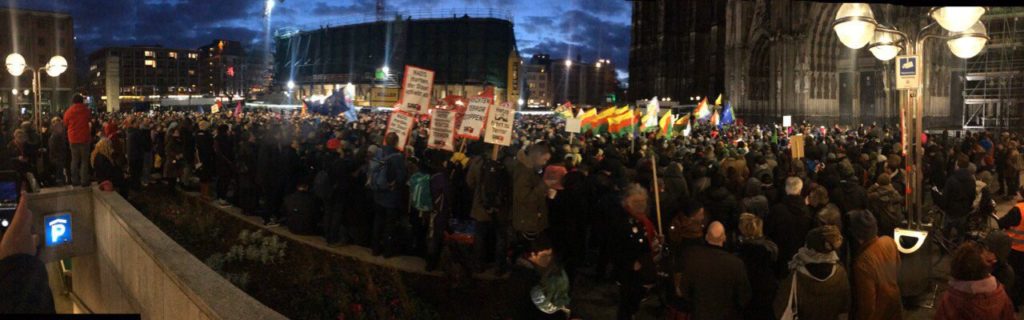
{"left": 376, "top": 0, "right": 385, "bottom": 21}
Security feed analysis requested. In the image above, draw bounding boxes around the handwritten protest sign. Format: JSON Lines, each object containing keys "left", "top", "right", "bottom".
{"left": 397, "top": 65, "right": 435, "bottom": 115}
{"left": 385, "top": 110, "right": 415, "bottom": 151}
{"left": 456, "top": 97, "right": 491, "bottom": 140}
{"left": 565, "top": 118, "right": 582, "bottom": 133}
{"left": 484, "top": 102, "right": 514, "bottom": 146}
{"left": 429, "top": 109, "right": 456, "bottom": 151}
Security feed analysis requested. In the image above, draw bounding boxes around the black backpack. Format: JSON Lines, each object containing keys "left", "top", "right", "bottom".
{"left": 480, "top": 159, "right": 511, "bottom": 210}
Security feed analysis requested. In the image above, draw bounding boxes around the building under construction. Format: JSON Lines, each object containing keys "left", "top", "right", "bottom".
{"left": 273, "top": 10, "right": 520, "bottom": 107}
{"left": 961, "top": 8, "right": 1024, "bottom": 130}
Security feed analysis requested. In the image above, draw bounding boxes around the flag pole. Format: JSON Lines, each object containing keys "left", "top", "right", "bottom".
{"left": 651, "top": 152, "right": 663, "bottom": 235}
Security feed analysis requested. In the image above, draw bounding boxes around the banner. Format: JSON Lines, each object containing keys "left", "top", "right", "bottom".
{"left": 782, "top": 115, "right": 792, "bottom": 127}
{"left": 456, "top": 97, "right": 491, "bottom": 140}
{"left": 385, "top": 110, "right": 415, "bottom": 151}
{"left": 429, "top": 109, "right": 456, "bottom": 151}
{"left": 397, "top": 65, "right": 435, "bottom": 115}
{"left": 484, "top": 102, "right": 514, "bottom": 146}
{"left": 790, "top": 134, "right": 805, "bottom": 159}
{"left": 565, "top": 118, "right": 582, "bottom": 133}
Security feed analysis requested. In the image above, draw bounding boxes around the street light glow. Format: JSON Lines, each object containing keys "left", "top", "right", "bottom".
{"left": 833, "top": 3, "right": 877, "bottom": 49}
{"left": 565, "top": 59, "right": 572, "bottom": 67}
{"left": 382, "top": 66, "right": 390, "bottom": 74}
{"left": 265, "top": 0, "right": 275, "bottom": 16}
{"left": 868, "top": 29, "right": 903, "bottom": 61}
{"left": 5, "top": 53, "right": 26, "bottom": 76}
{"left": 930, "top": 7, "right": 987, "bottom": 33}
{"left": 947, "top": 21, "right": 989, "bottom": 59}
{"left": 286, "top": 80, "right": 295, "bottom": 90}
{"left": 45, "top": 55, "right": 68, "bottom": 77}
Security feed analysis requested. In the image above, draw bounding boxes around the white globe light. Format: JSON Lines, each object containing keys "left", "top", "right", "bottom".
{"left": 833, "top": 3, "right": 877, "bottom": 49}
{"left": 381, "top": 66, "right": 390, "bottom": 74}
{"left": 930, "top": 7, "right": 986, "bottom": 33}
{"left": 868, "top": 30, "right": 903, "bottom": 61}
{"left": 46, "top": 55, "right": 68, "bottom": 77}
{"left": 5, "top": 53, "right": 26, "bottom": 77}
{"left": 286, "top": 80, "right": 295, "bottom": 90}
{"left": 947, "top": 21, "right": 989, "bottom": 59}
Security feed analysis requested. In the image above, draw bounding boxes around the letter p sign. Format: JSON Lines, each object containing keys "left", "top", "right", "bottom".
{"left": 44, "top": 213, "right": 72, "bottom": 247}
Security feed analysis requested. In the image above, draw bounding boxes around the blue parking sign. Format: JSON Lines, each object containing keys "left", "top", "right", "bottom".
{"left": 44, "top": 212, "right": 72, "bottom": 247}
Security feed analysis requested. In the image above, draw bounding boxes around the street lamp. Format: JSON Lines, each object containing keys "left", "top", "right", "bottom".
{"left": 564, "top": 59, "right": 572, "bottom": 68}
{"left": 833, "top": 4, "right": 989, "bottom": 253}
{"left": 5, "top": 53, "right": 67, "bottom": 129}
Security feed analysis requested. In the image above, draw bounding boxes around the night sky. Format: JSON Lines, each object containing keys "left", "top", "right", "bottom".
{"left": 13, "top": 0, "right": 631, "bottom": 80}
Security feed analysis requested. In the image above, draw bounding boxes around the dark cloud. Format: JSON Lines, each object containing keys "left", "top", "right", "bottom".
{"left": 579, "top": 0, "right": 627, "bottom": 15}
{"left": 519, "top": 9, "right": 630, "bottom": 79}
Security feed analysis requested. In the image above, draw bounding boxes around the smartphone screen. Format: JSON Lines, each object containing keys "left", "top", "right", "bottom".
{"left": 0, "top": 180, "right": 17, "bottom": 232}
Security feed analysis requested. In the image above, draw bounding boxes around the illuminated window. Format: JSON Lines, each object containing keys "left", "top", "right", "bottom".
{"left": 169, "top": 52, "right": 178, "bottom": 59}
{"left": 144, "top": 60, "right": 156, "bottom": 68}
{"left": 144, "top": 50, "right": 155, "bottom": 57}
{"left": 188, "top": 53, "right": 198, "bottom": 59}
{"left": 188, "top": 70, "right": 195, "bottom": 75}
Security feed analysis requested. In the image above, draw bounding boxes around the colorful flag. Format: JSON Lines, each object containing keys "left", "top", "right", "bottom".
{"left": 592, "top": 107, "right": 618, "bottom": 134}
{"left": 674, "top": 114, "right": 690, "bottom": 126}
{"left": 658, "top": 111, "right": 674, "bottom": 138}
{"left": 644, "top": 98, "right": 660, "bottom": 129}
{"left": 609, "top": 108, "right": 635, "bottom": 137}
{"left": 234, "top": 101, "right": 243, "bottom": 119}
{"left": 695, "top": 98, "right": 711, "bottom": 120}
{"left": 721, "top": 102, "right": 735, "bottom": 125}
{"left": 683, "top": 120, "right": 692, "bottom": 137}
{"left": 714, "top": 94, "right": 723, "bottom": 106}
{"left": 641, "top": 112, "right": 658, "bottom": 132}
{"left": 579, "top": 108, "right": 597, "bottom": 132}
{"left": 301, "top": 102, "right": 309, "bottom": 117}
{"left": 710, "top": 110, "right": 720, "bottom": 127}
{"left": 555, "top": 102, "right": 575, "bottom": 119}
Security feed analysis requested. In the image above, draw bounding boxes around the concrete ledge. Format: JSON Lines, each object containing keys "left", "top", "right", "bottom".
{"left": 31, "top": 187, "right": 285, "bottom": 319}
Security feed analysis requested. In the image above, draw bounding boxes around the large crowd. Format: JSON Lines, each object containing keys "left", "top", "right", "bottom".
{"left": 5, "top": 94, "right": 1024, "bottom": 320}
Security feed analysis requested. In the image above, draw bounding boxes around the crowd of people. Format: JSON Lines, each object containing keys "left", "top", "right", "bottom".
{"left": 5, "top": 94, "right": 1024, "bottom": 319}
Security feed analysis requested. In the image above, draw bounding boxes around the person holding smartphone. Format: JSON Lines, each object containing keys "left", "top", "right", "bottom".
{"left": 0, "top": 192, "right": 55, "bottom": 314}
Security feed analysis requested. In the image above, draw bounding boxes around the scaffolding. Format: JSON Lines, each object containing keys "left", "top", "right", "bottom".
{"left": 962, "top": 9, "right": 1024, "bottom": 130}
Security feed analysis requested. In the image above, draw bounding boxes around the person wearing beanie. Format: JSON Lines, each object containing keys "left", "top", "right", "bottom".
{"left": 982, "top": 232, "right": 1016, "bottom": 302}
{"left": 773, "top": 225, "right": 851, "bottom": 320}
{"left": 848, "top": 209, "right": 902, "bottom": 320}
{"left": 741, "top": 178, "right": 771, "bottom": 218}
{"left": 830, "top": 159, "right": 868, "bottom": 215}
{"left": 677, "top": 221, "right": 751, "bottom": 320}
{"left": 867, "top": 171, "right": 904, "bottom": 237}
{"left": 737, "top": 213, "right": 779, "bottom": 320}
{"left": 935, "top": 242, "right": 1016, "bottom": 320}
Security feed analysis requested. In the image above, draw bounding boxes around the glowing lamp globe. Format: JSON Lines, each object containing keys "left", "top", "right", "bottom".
{"left": 833, "top": 3, "right": 877, "bottom": 49}
{"left": 868, "top": 30, "right": 903, "bottom": 61}
{"left": 46, "top": 56, "right": 68, "bottom": 77}
{"left": 930, "top": 7, "right": 986, "bottom": 33}
{"left": 947, "top": 21, "right": 989, "bottom": 59}
{"left": 5, "top": 53, "right": 26, "bottom": 77}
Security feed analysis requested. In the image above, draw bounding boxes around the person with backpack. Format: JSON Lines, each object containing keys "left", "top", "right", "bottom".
{"left": 468, "top": 149, "right": 513, "bottom": 275}
{"left": 369, "top": 132, "right": 408, "bottom": 257}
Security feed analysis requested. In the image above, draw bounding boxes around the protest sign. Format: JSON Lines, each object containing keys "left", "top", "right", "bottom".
{"left": 397, "top": 65, "right": 435, "bottom": 115}
{"left": 565, "top": 118, "right": 582, "bottom": 133}
{"left": 484, "top": 102, "right": 514, "bottom": 146}
{"left": 782, "top": 115, "right": 792, "bottom": 127}
{"left": 385, "top": 110, "right": 415, "bottom": 151}
{"left": 456, "top": 97, "right": 490, "bottom": 140}
{"left": 429, "top": 109, "right": 456, "bottom": 151}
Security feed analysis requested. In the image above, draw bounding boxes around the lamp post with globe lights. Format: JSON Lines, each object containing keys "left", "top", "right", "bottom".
{"left": 833, "top": 4, "right": 988, "bottom": 253}
{"left": 5, "top": 53, "right": 68, "bottom": 129}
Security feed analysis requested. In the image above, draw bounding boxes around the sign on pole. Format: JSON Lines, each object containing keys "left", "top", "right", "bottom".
{"left": 484, "top": 102, "right": 514, "bottom": 146}
{"left": 385, "top": 110, "right": 415, "bottom": 151}
{"left": 896, "top": 55, "right": 920, "bottom": 90}
{"left": 782, "top": 115, "right": 792, "bottom": 128}
{"left": 565, "top": 118, "right": 582, "bottom": 133}
{"left": 429, "top": 109, "right": 456, "bottom": 151}
{"left": 456, "top": 97, "right": 490, "bottom": 140}
{"left": 397, "top": 65, "right": 435, "bottom": 115}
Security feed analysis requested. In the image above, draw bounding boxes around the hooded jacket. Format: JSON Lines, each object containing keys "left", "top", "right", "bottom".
{"left": 773, "top": 259, "right": 851, "bottom": 320}
{"left": 866, "top": 183, "right": 903, "bottom": 237}
{"left": 935, "top": 276, "right": 1015, "bottom": 320}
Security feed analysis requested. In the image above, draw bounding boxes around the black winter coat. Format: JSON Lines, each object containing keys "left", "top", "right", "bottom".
{"left": 766, "top": 195, "right": 813, "bottom": 278}
{"left": 678, "top": 245, "right": 752, "bottom": 319}
{"left": 942, "top": 168, "right": 976, "bottom": 219}
{"left": 284, "top": 190, "right": 322, "bottom": 235}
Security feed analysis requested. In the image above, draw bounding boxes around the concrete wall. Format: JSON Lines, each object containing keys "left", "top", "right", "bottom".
{"left": 27, "top": 188, "right": 284, "bottom": 319}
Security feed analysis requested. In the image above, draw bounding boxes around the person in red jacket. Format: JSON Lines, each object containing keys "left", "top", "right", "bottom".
{"left": 935, "top": 241, "right": 1016, "bottom": 320}
{"left": 63, "top": 95, "right": 91, "bottom": 187}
